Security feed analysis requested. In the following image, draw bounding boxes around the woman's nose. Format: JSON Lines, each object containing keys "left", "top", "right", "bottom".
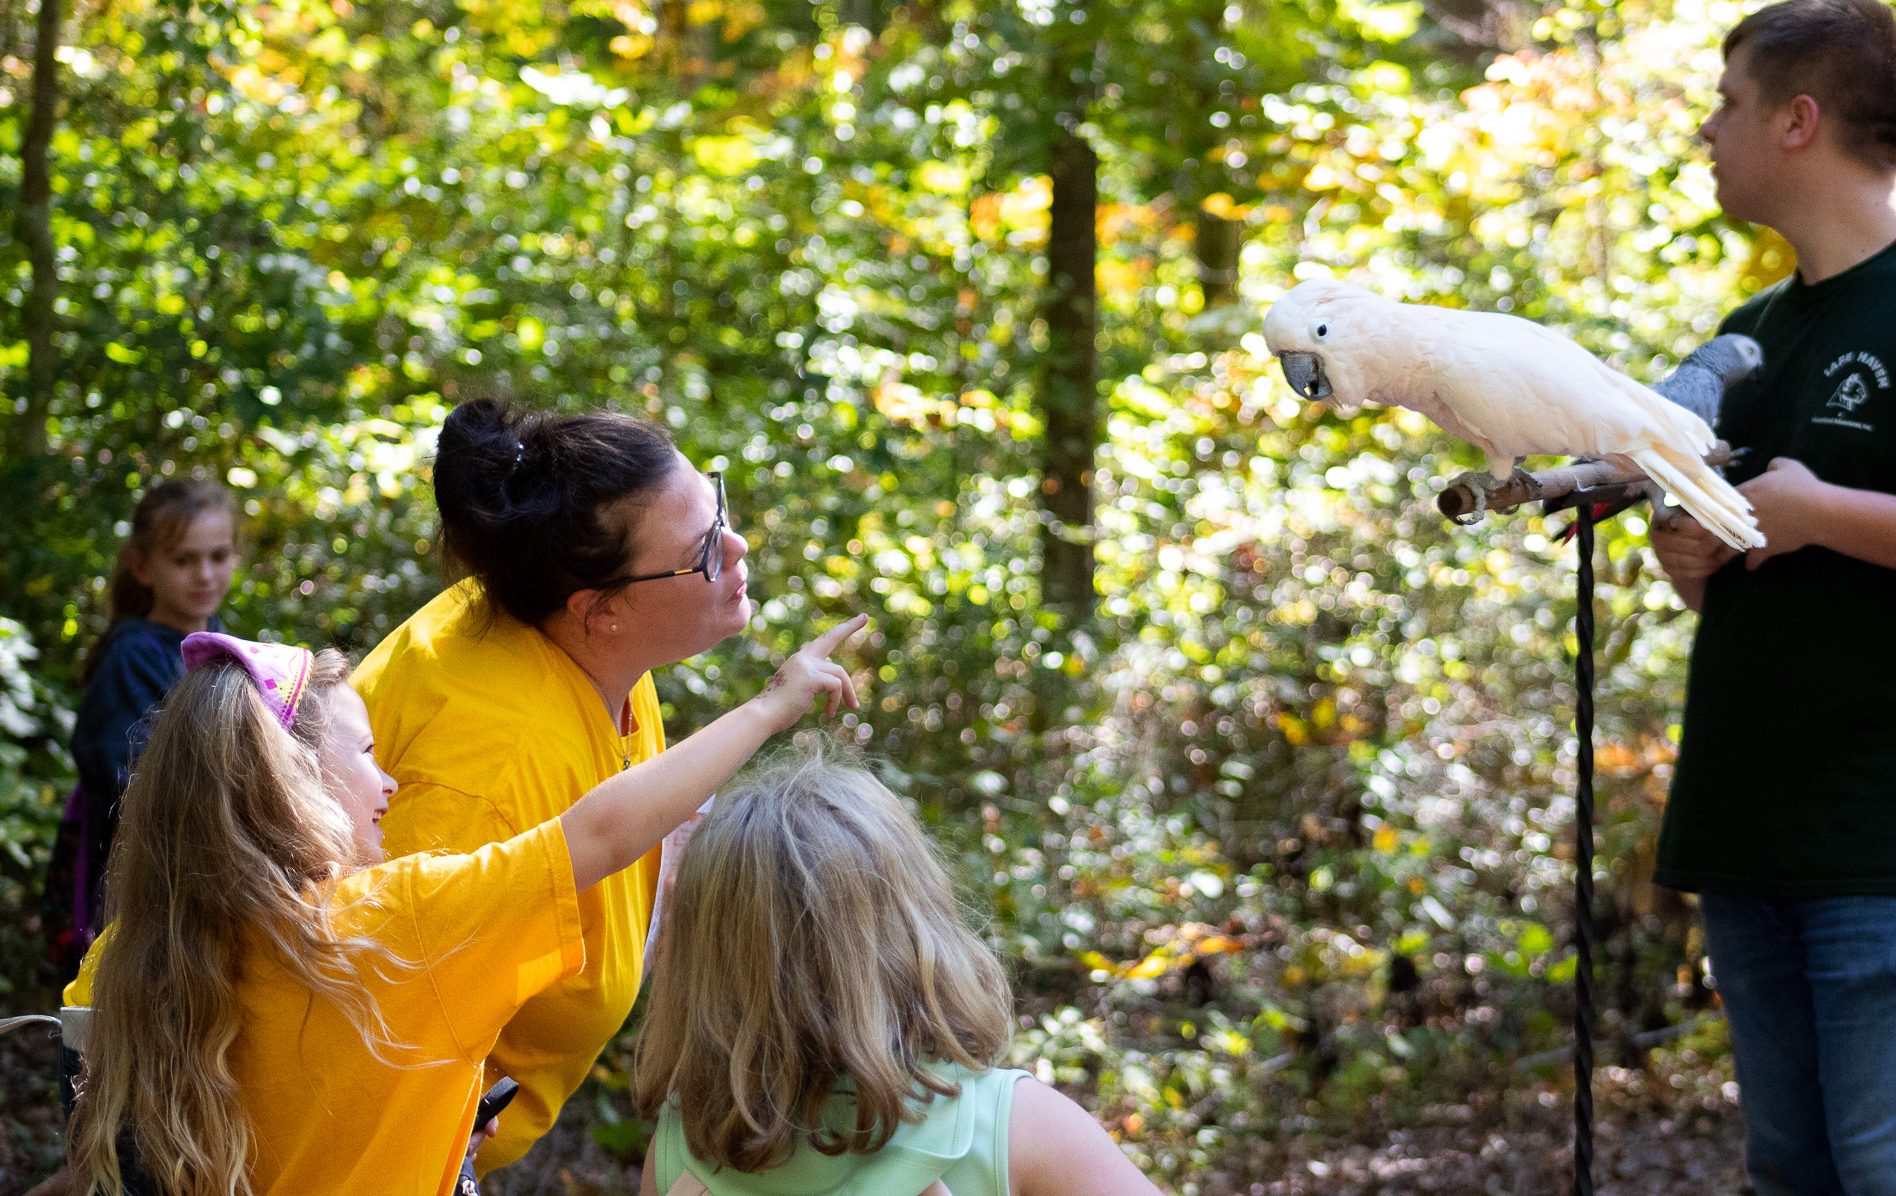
{"left": 723, "top": 526, "right": 747, "bottom": 564}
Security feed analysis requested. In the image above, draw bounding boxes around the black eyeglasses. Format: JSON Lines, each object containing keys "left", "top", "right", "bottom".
{"left": 622, "top": 473, "right": 727, "bottom": 586}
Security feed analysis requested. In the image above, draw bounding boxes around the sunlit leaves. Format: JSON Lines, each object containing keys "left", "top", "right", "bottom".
{"left": 0, "top": 0, "right": 1759, "bottom": 1176}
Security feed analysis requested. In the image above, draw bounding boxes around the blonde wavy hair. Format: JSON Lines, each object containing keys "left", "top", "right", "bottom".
{"left": 633, "top": 748, "right": 1013, "bottom": 1172}
{"left": 69, "top": 650, "right": 407, "bottom": 1196}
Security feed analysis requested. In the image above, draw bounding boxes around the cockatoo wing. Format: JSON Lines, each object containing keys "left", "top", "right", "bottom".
{"left": 1414, "top": 309, "right": 1702, "bottom": 459}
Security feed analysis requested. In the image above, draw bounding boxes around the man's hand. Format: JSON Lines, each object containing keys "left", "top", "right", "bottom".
{"left": 1651, "top": 512, "right": 1739, "bottom": 582}
{"left": 1739, "top": 457, "right": 1831, "bottom": 569}
{"left": 1649, "top": 510, "right": 1739, "bottom": 613}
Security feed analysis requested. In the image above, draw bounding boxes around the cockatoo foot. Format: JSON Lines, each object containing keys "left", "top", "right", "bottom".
{"left": 1445, "top": 469, "right": 1516, "bottom": 524}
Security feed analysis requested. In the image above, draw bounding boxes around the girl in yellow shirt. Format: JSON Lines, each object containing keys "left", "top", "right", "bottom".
{"left": 66, "top": 619, "right": 862, "bottom": 1196}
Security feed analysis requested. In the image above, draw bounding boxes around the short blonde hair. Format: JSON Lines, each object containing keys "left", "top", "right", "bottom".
{"left": 634, "top": 749, "right": 1013, "bottom": 1172}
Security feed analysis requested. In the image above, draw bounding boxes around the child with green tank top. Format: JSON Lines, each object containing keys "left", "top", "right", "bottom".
{"left": 633, "top": 751, "right": 1162, "bottom": 1196}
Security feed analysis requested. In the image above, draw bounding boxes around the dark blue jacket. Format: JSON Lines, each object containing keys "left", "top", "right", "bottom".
{"left": 69, "top": 616, "right": 219, "bottom": 907}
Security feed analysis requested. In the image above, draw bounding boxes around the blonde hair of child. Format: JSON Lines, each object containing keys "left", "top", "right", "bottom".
{"left": 633, "top": 749, "right": 1014, "bottom": 1172}
{"left": 69, "top": 650, "right": 410, "bottom": 1196}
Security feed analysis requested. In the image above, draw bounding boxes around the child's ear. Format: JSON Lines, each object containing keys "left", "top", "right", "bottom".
{"left": 128, "top": 549, "right": 153, "bottom": 588}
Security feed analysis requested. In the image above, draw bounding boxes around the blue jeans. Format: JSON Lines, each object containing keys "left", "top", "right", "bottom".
{"left": 1701, "top": 892, "right": 1896, "bottom": 1196}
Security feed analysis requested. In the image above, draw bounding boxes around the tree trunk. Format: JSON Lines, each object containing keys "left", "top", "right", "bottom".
{"left": 1197, "top": 208, "right": 1242, "bottom": 308}
{"left": 1038, "top": 34, "right": 1099, "bottom": 623}
{"left": 1039, "top": 125, "right": 1098, "bottom": 620}
{"left": 17, "top": 0, "right": 65, "bottom": 458}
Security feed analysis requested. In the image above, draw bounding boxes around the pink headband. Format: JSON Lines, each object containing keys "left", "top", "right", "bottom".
{"left": 181, "top": 632, "right": 315, "bottom": 730}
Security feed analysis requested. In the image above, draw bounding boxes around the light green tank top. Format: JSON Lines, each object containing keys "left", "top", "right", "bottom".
{"left": 654, "top": 1064, "right": 1028, "bottom": 1196}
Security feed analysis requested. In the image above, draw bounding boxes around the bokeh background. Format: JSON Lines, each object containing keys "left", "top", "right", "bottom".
{"left": 1, "top": 0, "right": 1789, "bottom": 1189}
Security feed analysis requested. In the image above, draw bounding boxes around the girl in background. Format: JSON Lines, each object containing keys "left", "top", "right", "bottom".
{"left": 635, "top": 752, "right": 1161, "bottom": 1196}
{"left": 65, "top": 618, "right": 861, "bottom": 1196}
{"left": 45, "top": 478, "right": 236, "bottom": 971}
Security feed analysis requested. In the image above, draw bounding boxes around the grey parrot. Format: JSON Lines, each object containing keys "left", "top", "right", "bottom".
{"left": 1654, "top": 333, "right": 1764, "bottom": 425}
{"left": 1260, "top": 277, "right": 1766, "bottom": 551}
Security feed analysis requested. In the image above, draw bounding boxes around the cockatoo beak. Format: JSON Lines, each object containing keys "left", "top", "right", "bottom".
{"left": 1276, "top": 352, "right": 1332, "bottom": 402}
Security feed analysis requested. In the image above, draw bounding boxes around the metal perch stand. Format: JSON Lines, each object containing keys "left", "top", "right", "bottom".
{"left": 1435, "top": 442, "right": 1728, "bottom": 1196}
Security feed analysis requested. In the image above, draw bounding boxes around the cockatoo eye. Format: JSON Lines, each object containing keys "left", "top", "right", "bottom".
{"left": 1311, "top": 321, "right": 1330, "bottom": 340}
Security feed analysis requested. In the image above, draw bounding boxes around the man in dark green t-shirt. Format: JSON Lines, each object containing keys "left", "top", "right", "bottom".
{"left": 1648, "top": 2, "right": 1896, "bottom": 1192}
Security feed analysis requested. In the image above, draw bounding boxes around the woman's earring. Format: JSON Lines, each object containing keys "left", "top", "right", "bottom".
{"left": 611, "top": 623, "right": 620, "bottom": 633}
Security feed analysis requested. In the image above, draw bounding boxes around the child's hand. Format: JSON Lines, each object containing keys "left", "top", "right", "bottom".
{"left": 465, "top": 1116, "right": 498, "bottom": 1160}
{"left": 752, "top": 615, "right": 868, "bottom": 734}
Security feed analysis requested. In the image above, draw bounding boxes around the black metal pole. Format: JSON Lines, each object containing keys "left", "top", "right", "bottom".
{"left": 1573, "top": 507, "right": 1597, "bottom": 1196}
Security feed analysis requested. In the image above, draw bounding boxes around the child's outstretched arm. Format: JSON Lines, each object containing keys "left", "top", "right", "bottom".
{"left": 561, "top": 615, "right": 866, "bottom": 892}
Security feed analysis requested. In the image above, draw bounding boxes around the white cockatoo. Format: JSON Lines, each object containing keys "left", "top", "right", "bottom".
{"left": 1261, "top": 277, "right": 1765, "bottom": 551}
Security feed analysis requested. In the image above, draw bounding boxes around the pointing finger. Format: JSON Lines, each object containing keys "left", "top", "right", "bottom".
{"left": 807, "top": 613, "right": 870, "bottom": 659}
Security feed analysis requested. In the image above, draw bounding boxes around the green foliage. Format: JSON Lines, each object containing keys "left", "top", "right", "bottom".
{"left": 1, "top": 0, "right": 1758, "bottom": 1186}
{"left": 0, "top": 618, "right": 68, "bottom": 999}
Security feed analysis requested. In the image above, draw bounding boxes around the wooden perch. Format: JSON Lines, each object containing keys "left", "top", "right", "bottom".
{"left": 1436, "top": 443, "right": 1736, "bottom": 521}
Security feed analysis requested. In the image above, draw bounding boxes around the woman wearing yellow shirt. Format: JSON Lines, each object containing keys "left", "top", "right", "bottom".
{"left": 352, "top": 398, "right": 756, "bottom": 1173}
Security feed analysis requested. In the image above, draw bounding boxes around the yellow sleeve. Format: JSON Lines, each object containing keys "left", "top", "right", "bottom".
{"left": 63, "top": 933, "right": 104, "bottom": 1006}
{"left": 387, "top": 822, "right": 587, "bottom": 1063}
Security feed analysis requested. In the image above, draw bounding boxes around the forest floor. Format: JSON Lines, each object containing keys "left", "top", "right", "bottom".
{"left": 474, "top": 1058, "right": 1749, "bottom": 1196}
{"left": 1198, "top": 1068, "right": 1750, "bottom": 1195}
{"left": 0, "top": 1016, "right": 1747, "bottom": 1196}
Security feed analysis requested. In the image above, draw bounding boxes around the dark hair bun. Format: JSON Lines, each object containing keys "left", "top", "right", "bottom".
{"left": 434, "top": 399, "right": 678, "bottom": 625}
